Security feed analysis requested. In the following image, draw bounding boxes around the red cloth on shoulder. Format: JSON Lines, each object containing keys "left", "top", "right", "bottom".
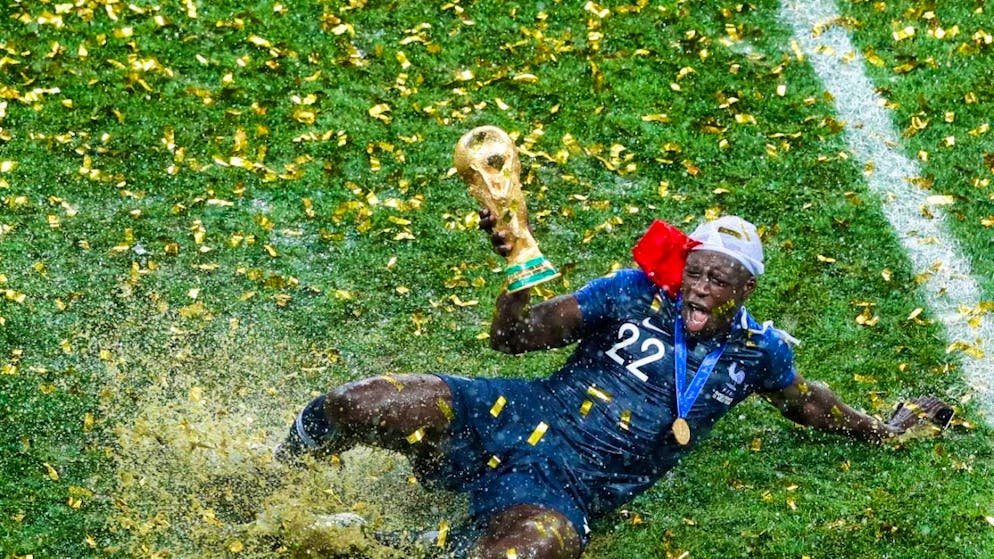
{"left": 632, "top": 220, "right": 700, "bottom": 299}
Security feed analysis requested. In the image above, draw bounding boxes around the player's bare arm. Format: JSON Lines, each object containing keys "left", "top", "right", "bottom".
{"left": 480, "top": 207, "right": 584, "bottom": 354}
{"left": 765, "top": 374, "right": 951, "bottom": 442}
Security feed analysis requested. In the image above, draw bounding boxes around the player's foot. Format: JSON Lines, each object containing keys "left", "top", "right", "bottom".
{"left": 272, "top": 425, "right": 307, "bottom": 464}
{"left": 272, "top": 423, "right": 341, "bottom": 467}
{"left": 274, "top": 395, "right": 346, "bottom": 467}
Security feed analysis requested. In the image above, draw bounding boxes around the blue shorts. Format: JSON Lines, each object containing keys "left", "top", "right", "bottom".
{"left": 424, "top": 374, "right": 592, "bottom": 546}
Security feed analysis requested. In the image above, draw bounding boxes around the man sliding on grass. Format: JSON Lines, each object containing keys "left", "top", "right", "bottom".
{"left": 275, "top": 211, "right": 952, "bottom": 559}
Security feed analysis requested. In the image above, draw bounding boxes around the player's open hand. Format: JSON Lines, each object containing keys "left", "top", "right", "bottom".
{"left": 479, "top": 208, "right": 513, "bottom": 258}
{"left": 886, "top": 396, "right": 954, "bottom": 438}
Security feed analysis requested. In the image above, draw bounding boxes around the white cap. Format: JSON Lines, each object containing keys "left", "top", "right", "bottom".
{"left": 689, "top": 216, "right": 764, "bottom": 276}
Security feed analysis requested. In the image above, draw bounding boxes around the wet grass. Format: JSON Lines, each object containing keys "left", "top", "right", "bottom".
{"left": 1, "top": 1, "right": 993, "bottom": 557}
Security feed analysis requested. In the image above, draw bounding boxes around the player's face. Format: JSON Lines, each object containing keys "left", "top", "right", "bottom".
{"left": 680, "top": 250, "right": 756, "bottom": 339}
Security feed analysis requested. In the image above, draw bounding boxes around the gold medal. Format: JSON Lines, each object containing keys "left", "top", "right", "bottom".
{"left": 672, "top": 417, "right": 691, "bottom": 446}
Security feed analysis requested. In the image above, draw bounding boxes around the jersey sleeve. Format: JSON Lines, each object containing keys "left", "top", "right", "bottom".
{"left": 573, "top": 269, "right": 657, "bottom": 330}
{"left": 758, "top": 332, "right": 798, "bottom": 392}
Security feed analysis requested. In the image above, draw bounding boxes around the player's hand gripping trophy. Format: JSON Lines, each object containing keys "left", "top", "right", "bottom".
{"left": 454, "top": 126, "right": 560, "bottom": 293}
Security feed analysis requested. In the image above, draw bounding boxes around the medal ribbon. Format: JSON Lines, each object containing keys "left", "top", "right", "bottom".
{"left": 674, "top": 296, "right": 726, "bottom": 420}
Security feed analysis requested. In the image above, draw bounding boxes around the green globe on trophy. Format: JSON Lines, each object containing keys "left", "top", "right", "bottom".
{"left": 454, "top": 125, "right": 560, "bottom": 293}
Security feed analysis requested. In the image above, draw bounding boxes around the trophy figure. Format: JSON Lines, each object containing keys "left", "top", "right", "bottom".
{"left": 454, "top": 125, "right": 559, "bottom": 293}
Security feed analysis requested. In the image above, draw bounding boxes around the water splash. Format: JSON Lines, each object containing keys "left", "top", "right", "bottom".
{"left": 98, "top": 305, "right": 465, "bottom": 557}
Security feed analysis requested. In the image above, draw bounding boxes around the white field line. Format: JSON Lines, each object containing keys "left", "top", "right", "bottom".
{"left": 778, "top": 0, "right": 994, "bottom": 423}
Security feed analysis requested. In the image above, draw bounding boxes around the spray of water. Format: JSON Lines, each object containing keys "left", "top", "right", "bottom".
{"left": 97, "top": 301, "right": 466, "bottom": 557}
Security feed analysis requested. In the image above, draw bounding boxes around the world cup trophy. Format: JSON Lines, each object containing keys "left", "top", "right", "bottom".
{"left": 454, "top": 125, "right": 559, "bottom": 293}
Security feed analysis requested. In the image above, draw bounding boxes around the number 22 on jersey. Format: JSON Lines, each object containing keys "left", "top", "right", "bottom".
{"left": 604, "top": 321, "right": 666, "bottom": 382}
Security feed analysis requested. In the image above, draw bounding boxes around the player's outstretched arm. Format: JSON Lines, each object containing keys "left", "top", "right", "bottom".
{"left": 764, "top": 374, "right": 952, "bottom": 443}
{"left": 480, "top": 208, "right": 583, "bottom": 354}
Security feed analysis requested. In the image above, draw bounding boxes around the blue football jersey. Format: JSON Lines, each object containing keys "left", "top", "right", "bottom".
{"left": 534, "top": 268, "right": 797, "bottom": 516}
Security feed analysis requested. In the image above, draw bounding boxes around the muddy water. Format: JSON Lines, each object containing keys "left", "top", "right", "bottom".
{"left": 100, "top": 308, "right": 465, "bottom": 557}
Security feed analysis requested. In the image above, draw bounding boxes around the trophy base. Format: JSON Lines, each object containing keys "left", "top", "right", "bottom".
{"left": 505, "top": 256, "right": 560, "bottom": 293}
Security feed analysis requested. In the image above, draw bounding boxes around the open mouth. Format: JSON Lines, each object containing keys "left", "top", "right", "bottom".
{"left": 683, "top": 301, "right": 711, "bottom": 332}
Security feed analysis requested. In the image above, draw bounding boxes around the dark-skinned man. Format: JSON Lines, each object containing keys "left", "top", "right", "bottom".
{"left": 275, "top": 212, "right": 951, "bottom": 559}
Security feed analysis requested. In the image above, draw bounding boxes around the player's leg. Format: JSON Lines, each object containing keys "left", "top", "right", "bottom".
{"left": 275, "top": 374, "right": 453, "bottom": 467}
{"left": 468, "top": 504, "right": 582, "bottom": 559}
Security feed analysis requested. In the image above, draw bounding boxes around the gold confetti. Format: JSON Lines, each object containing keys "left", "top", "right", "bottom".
{"left": 946, "top": 340, "right": 985, "bottom": 359}
{"left": 437, "top": 520, "right": 450, "bottom": 547}
{"left": 506, "top": 548, "right": 518, "bottom": 559}
{"left": 586, "top": 385, "right": 612, "bottom": 402}
{"left": 926, "top": 195, "right": 955, "bottom": 206}
{"left": 437, "top": 398, "right": 454, "bottom": 421}
{"left": 579, "top": 400, "right": 593, "bottom": 416}
{"left": 248, "top": 35, "right": 272, "bottom": 48}
{"left": 368, "top": 103, "right": 392, "bottom": 123}
{"left": 893, "top": 26, "right": 916, "bottom": 41}
{"left": 855, "top": 308, "right": 880, "bottom": 327}
{"left": 790, "top": 39, "right": 804, "bottom": 61}
{"left": 619, "top": 410, "right": 631, "bottom": 431}
{"left": 490, "top": 396, "right": 506, "bottom": 417}
{"left": 406, "top": 428, "right": 425, "bottom": 444}
{"left": 43, "top": 462, "right": 60, "bottom": 481}
{"left": 527, "top": 422, "right": 548, "bottom": 446}
{"left": 488, "top": 455, "right": 501, "bottom": 468}
{"left": 641, "top": 113, "right": 670, "bottom": 123}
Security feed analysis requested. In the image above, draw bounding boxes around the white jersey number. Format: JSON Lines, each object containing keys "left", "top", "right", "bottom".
{"left": 604, "top": 322, "right": 666, "bottom": 382}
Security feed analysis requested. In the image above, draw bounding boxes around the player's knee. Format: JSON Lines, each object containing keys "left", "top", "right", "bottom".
{"left": 325, "top": 376, "right": 395, "bottom": 425}
{"left": 476, "top": 506, "right": 581, "bottom": 559}
{"left": 528, "top": 511, "right": 580, "bottom": 555}
{"left": 324, "top": 382, "right": 364, "bottom": 426}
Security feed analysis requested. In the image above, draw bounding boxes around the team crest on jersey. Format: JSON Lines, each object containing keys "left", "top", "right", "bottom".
{"left": 728, "top": 362, "right": 745, "bottom": 385}
{"left": 713, "top": 362, "right": 745, "bottom": 406}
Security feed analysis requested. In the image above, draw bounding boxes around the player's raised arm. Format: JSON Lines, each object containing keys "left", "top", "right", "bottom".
{"left": 764, "top": 374, "right": 952, "bottom": 442}
{"left": 480, "top": 208, "right": 583, "bottom": 355}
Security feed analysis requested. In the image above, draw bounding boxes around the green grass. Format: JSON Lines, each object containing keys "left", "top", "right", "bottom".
{"left": 1, "top": 1, "right": 992, "bottom": 557}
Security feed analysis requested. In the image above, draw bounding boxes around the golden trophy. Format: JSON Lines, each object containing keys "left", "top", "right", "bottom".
{"left": 454, "top": 125, "right": 559, "bottom": 293}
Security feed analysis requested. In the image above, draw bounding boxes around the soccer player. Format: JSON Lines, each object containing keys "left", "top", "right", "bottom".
{"left": 275, "top": 211, "right": 951, "bottom": 559}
